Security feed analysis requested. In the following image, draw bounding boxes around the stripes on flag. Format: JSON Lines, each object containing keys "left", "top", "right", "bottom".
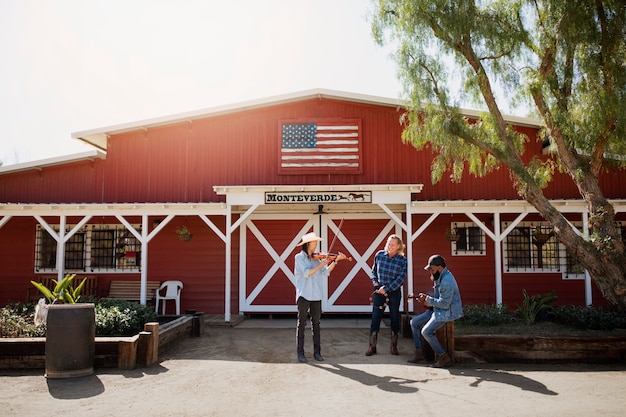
{"left": 279, "top": 119, "right": 361, "bottom": 174}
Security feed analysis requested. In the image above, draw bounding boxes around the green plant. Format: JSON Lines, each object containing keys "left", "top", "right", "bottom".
{"left": 30, "top": 273, "right": 88, "bottom": 304}
{"left": 0, "top": 303, "right": 46, "bottom": 337}
{"left": 549, "top": 305, "right": 626, "bottom": 330}
{"left": 516, "top": 289, "right": 557, "bottom": 325}
{"left": 95, "top": 299, "right": 158, "bottom": 336}
{"left": 1, "top": 299, "right": 158, "bottom": 338}
{"left": 445, "top": 227, "right": 459, "bottom": 241}
{"left": 460, "top": 303, "right": 517, "bottom": 326}
{"left": 175, "top": 225, "right": 193, "bottom": 241}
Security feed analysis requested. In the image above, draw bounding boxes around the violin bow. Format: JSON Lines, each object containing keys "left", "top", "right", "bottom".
{"left": 327, "top": 219, "right": 344, "bottom": 254}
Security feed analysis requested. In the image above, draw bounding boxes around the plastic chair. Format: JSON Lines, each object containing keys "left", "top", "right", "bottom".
{"left": 155, "top": 280, "right": 183, "bottom": 315}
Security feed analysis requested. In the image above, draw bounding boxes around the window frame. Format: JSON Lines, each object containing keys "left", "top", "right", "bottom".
{"left": 502, "top": 221, "right": 591, "bottom": 279}
{"left": 450, "top": 222, "right": 487, "bottom": 256}
{"left": 35, "top": 224, "right": 142, "bottom": 274}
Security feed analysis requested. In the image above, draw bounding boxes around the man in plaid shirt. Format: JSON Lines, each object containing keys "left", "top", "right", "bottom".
{"left": 365, "top": 234, "right": 407, "bottom": 356}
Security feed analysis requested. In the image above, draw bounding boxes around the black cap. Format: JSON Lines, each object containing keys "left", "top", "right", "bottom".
{"left": 424, "top": 254, "right": 446, "bottom": 270}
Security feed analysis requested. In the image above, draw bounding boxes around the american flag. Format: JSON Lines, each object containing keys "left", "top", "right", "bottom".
{"left": 280, "top": 120, "right": 361, "bottom": 173}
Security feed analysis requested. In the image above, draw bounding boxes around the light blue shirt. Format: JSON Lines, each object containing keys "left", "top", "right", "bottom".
{"left": 294, "top": 251, "right": 329, "bottom": 302}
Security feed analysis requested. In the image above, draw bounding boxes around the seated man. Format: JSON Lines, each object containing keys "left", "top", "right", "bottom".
{"left": 408, "top": 254, "right": 463, "bottom": 368}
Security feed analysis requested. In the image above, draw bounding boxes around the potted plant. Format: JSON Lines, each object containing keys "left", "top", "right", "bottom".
{"left": 445, "top": 227, "right": 460, "bottom": 242}
{"left": 176, "top": 225, "right": 193, "bottom": 241}
{"left": 31, "top": 274, "right": 95, "bottom": 379}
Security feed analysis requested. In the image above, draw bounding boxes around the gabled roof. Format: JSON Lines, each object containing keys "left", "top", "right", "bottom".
{"left": 71, "top": 88, "right": 542, "bottom": 151}
{"left": 1, "top": 89, "right": 541, "bottom": 175}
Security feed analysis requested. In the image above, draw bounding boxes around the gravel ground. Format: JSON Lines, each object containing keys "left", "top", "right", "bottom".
{"left": 1, "top": 326, "right": 625, "bottom": 417}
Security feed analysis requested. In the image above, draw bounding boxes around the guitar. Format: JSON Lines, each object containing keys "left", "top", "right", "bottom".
{"left": 407, "top": 288, "right": 434, "bottom": 309}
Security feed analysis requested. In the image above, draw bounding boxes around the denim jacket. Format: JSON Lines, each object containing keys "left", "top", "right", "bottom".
{"left": 425, "top": 267, "right": 463, "bottom": 322}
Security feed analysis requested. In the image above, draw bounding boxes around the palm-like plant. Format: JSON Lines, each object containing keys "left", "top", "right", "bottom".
{"left": 31, "top": 274, "right": 87, "bottom": 304}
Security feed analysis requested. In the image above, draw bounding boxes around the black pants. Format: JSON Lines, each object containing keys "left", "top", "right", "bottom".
{"left": 296, "top": 296, "right": 321, "bottom": 355}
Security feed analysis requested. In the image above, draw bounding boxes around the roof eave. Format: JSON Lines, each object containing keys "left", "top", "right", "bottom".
{"left": 0, "top": 150, "right": 106, "bottom": 175}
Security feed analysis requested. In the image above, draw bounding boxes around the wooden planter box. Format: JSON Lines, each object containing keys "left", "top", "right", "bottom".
{"left": 0, "top": 315, "right": 195, "bottom": 371}
{"left": 455, "top": 334, "right": 626, "bottom": 363}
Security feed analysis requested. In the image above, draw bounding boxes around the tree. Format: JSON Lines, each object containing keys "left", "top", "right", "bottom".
{"left": 371, "top": 0, "right": 626, "bottom": 307}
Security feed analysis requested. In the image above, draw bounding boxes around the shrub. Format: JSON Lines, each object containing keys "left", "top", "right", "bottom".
{"left": 460, "top": 303, "right": 517, "bottom": 326}
{"left": 549, "top": 305, "right": 626, "bottom": 330}
{"left": 516, "top": 289, "right": 557, "bottom": 325}
{"left": 1, "top": 299, "right": 158, "bottom": 338}
{"left": 95, "top": 298, "right": 158, "bottom": 336}
{"left": 0, "top": 303, "right": 45, "bottom": 337}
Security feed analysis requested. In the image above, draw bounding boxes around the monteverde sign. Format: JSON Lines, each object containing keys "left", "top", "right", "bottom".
{"left": 265, "top": 191, "right": 372, "bottom": 204}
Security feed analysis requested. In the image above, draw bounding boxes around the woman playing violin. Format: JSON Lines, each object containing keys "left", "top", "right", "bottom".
{"left": 294, "top": 232, "right": 348, "bottom": 363}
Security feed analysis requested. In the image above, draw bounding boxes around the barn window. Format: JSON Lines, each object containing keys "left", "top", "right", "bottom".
{"left": 503, "top": 223, "right": 561, "bottom": 273}
{"left": 450, "top": 222, "right": 486, "bottom": 256}
{"left": 35, "top": 225, "right": 142, "bottom": 273}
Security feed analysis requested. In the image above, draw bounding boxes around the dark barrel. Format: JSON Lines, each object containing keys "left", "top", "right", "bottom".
{"left": 45, "top": 303, "right": 95, "bottom": 379}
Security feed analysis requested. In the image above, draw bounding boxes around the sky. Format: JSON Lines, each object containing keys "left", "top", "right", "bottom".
{"left": 0, "top": 0, "right": 405, "bottom": 166}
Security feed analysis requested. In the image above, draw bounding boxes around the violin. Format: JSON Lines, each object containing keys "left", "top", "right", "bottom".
{"left": 312, "top": 252, "right": 353, "bottom": 262}
{"left": 309, "top": 220, "right": 353, "bottom": 262}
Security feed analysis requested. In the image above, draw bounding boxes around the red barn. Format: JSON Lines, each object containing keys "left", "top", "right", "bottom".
{"left": 1, "top": 89, "right": 625, "bottom": 320}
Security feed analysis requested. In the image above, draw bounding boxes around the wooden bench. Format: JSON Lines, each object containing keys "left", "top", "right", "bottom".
{"left": 27, "top": 275, "right": 98, "bottom": 302}
{"left": 107, "top": 280, "right": 161, "bottom": 303}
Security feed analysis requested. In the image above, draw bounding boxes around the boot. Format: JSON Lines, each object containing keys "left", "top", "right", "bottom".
{"left": 406, "top": 349, "right": 425, "bottom": 364}
{"left": 365, "top": 332, "right": 378, "bottom": 356}
{"left": 297, "top": 332, "right": 306, "bottom": 363}
{"left": 432, "top": 352, "right": 453, "bottom": 368}
{"left": 390, "top": 333, "right": 399, "bottom": 355}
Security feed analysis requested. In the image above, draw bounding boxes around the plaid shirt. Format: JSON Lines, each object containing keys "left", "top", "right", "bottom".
{"left": 371, "top": 249, "right": 407, "bottom": 292}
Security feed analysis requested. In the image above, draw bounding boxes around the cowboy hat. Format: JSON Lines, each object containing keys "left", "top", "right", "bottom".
{"left": 297, "top": 232, "right": 323, "bottom": 246}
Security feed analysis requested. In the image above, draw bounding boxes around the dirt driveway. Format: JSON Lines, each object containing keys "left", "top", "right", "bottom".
{"left": 1, "top": 323, "right": 625, "bottom": 416}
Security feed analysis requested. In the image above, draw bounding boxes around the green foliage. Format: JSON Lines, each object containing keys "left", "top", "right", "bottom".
{"left": 516, "top": 289, "right": 558, "bottom": 325}
{"left": 1, "top": 299, "right": 157, "bottom": 337}
{"left": 30, "top": 274, "right": 88, "bottom": 304}
{"left": 460, "top": 303, "right": 518, "bottom": 326}
{"left": 0, "top": 303, "right": 46, "bottom": 337}
{"left": 549, "top": 305, "right": 626, "bottom": 331}
{"left": 371, "top": 1, "right": 626, "bottom": 308}
{"left": 95, "top": 298, "right": 158, "bottom": 336}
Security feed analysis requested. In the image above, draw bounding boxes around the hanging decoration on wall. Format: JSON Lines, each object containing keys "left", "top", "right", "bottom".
{"left": 176, "top": 225, "right": 193, "bottom": 242}
{"left": 446, "top": 223, "right": 460, "bottom": 242}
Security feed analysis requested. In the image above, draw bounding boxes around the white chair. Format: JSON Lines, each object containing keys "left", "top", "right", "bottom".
{"left": 155, "top": 280, "right": 183, "bottom": 315}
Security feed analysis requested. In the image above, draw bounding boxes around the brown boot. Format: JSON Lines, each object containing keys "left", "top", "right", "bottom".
{"left": 406, "top": 349, "right": 424, "bottom": 364}
{"left": 365, "top": 332, "right": 378, "bottom": 356}
{"left": 432, "top": 352, "right": 453, "bottom": 368}
{"left": 390, "top": 333, "right": 399, "bottom": 355}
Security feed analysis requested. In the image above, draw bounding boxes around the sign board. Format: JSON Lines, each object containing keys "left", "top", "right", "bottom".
{"left": 265, "top": 191, "right": 372, "bottom": 204}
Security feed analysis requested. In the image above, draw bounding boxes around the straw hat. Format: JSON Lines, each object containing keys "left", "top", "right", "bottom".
{"left": 297, "top": 232, "right": 323, "bottom": 246}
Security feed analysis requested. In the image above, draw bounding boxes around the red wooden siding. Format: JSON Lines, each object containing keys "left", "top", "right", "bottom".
{"left": 2, "top": 97, "right": 625, "bottom": 204}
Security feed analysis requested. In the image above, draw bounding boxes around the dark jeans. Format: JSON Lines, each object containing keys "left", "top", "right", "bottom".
{"left": 369, "top": 289, "right": 401, "bottom": 334}
{"left": 410, "top": 310, "right": 447, "bottom": 355}
{"left": 296, "top": 296, "right": 321, "bottom": 354}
